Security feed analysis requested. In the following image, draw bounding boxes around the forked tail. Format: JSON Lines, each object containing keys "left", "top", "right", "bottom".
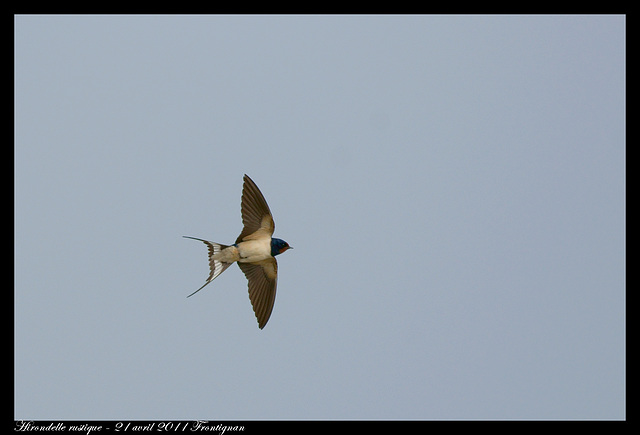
{"left": 183, "top": 236, "right": 234, "bottom": 297}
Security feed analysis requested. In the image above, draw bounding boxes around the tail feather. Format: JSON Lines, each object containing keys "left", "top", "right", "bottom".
{"left": 183, "top": 236, "right": 234, "bottom": 297}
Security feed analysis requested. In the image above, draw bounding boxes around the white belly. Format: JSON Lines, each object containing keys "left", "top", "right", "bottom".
{"left": 236, "top": 238, "right": 271, "bottom": 263}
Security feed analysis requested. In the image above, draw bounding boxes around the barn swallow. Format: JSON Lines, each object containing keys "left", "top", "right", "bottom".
{"left": 184, "top": 174, "right": 292, "bottom": 329}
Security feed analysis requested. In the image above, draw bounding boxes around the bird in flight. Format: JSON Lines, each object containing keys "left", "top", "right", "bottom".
{"left": 184, "top": 174, "right": 292, "bottom": 329}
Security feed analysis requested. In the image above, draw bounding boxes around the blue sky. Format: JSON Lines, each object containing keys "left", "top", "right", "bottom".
{"left": 15, "top": 15, "right": 625, "bottom": 419}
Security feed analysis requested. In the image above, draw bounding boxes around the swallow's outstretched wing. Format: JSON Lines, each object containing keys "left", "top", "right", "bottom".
{"left": 236, "top": 174, "right": 275, "bottom": 244}
{"left": 237, "top": 258, "right": 278, "bottom": 329}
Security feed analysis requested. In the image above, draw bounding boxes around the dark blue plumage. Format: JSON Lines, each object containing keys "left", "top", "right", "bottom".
{"left": 271, "top": 238, "right": 291, "bottom": 256}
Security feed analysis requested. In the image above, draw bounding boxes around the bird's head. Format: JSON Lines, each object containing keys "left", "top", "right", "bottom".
{"left": 271, "top": 238, "right": 292, "bottom": 256}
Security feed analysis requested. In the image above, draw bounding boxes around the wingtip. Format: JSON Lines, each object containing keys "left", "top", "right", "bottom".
{"left": 243, "top": 174, "right": 257, "bottom": 185}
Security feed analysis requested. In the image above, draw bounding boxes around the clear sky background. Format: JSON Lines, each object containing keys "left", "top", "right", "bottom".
{"left": 15, "top": 15, "right": 625, "bottom": 420}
